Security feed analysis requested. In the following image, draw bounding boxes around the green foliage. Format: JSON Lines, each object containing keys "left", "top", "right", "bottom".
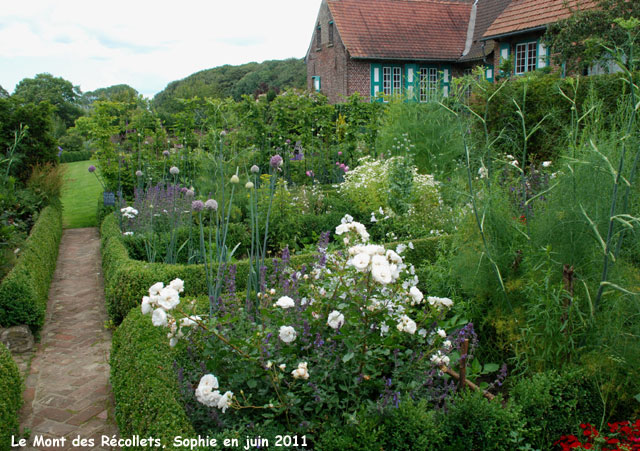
{"left": 474, "top": 72, "right": 634, "bottom": 160}
{"left": 12, "top": 73, "right": 83, "bottom": 129}
{"left": 544, "top": 2, "right": 640, "bottom": 74}
{"left": 510, "top": 369, "right": 602, "bottom": 449}
{"left": 0, "top": 205, "right": 62, "bottom": 333}
{"left": 0, "top": 98, "right": 57, "bottom": 182}
{"left": 81, "top": 84, "right": 139, "bottom": 105}
{"left": 152, "top": 59, "right": 306, "bottom": 118}
{"left": 0, "top": 342, "right": 22, "bottom": 451}
{"left": 316, "top": 399, "right": 443, "bottom": 450}
{"left": 376, "top": 101, "right": 464, "bottom": 174}
{"left": 59, "top": 150, "right": 92, "bottom": 163}
{"left": 440, "top": 391, "right": 525, "bottom": 451}
{"left": 110, "top": 308, "right": 197, "bottom": 450}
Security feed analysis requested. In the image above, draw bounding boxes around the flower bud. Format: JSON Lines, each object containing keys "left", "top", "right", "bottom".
{"left": 230, "top": 174, "right": 240, "bottom": 184}
{"left": 245, "top": 181, "right": 254, "bottom": 189}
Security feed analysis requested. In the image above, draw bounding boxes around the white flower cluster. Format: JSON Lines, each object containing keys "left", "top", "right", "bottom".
{"left": 121, "top": 206, "right": 139, "bottom": 219}
{"left": 335, "top": 214, "right": 370, "bottom": 243}
{"left": 141, "top": 279, "right": 199, "bottom": 347}
{"left": 430, "top": 350, "right": 450, "bottom": 367}
{"left": 347, "top": 243, "right": 402, "bottom": 285}
{"left": 195, "top": 374, "right": 233, "bottom": 413}
{"left": 327, "top": 310, "right": 345, "bottom": 329}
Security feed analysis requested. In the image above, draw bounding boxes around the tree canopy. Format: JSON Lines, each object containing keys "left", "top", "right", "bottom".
{"left": 152, "top": 58, "right": 306, "bottom": 118}
{"left": 12, "top": 73, "right": 83, "bottom": 129}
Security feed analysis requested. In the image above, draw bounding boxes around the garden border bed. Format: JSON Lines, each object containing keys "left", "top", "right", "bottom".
{"left": 100, "top": 213, "right": 446, "bottom": 325}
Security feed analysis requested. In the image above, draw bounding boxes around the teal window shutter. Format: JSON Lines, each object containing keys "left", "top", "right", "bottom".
{"left": 537, "top": 40, "right": 549, "bottom": 69}
{"left": 485, "top": 64, "right": 494, "bottom": 83}
{"left": 441, "top": 65, "right": 451, "bottom": 98}
{"left": 312, "top": 76, "right": 321, "bottom": 92}
{"left": 405, "top": 64, "right": 418, "bottom": 102}
{"left": 370, "top": 64, "right": 383, "bottom": 102}
{"left": 499, "top": 42, "right": 511, "bottom": 75}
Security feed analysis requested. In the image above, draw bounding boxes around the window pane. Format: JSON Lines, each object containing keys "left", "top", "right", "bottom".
{"left": 383, "top": 67, "right": 391, "bottom": 95}
{"left": 515, "top": 43, "right": 526, "bottom": 74}
{"left": 527, "top": 42, "right": 537, "bottom": 72}
{"left": 393, "top": 67, "right": 402, "bottom": 94}
{"left": 420, "top": 68, "right": 428, "bottom": 102}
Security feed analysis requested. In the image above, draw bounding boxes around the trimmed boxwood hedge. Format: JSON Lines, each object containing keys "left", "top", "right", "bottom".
{"left": 0, "top": 342, "right": 22, "bottom": 451}
{"left": 110, "top": 308, "right": 197, "bottom": 450}
{"left": 0, "top": 204, "right": 63, "bottom": 334}
{"left": 101, "top": 213, "right": 445, "bottom": 325}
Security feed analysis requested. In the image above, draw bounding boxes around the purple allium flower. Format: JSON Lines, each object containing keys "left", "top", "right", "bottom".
{"left": 250, "top": 164, "right": 260, "bottom": 173}
{"left": 169, "top": 166, "right": 179, "bottom": 175}
{"left": 338, "top": 151, "right": 342, "bottom": 156}
{"left": 270, "top": 155, "right": 283, "bottom": 169}
{"left": 191, "top": 200, "right": 205, "bottom": 212}
{"left": 88, "top": 165, "right": 96, "bottom": 173}
{"left": 135, "top": 170, "right": 143, "bottom": 177}
{"left": 163, "top": 150, "right": 170, "bottom": 157}
{"left": 185, "top": 189, "right": 195, "bottom": 198}
{"left": 204, "top": 199, "right": 218, "bottom": 211}
{"left": 180, "top": 187, "right": 188, "bottom": 194}
{"left": 220, "top": 130, "right": 227, "bottom": 136}
{"left": 285, "top": 139, "right": 291, "bottom": 145}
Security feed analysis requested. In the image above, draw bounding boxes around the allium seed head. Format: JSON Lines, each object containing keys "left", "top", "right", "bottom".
{"left": 204, "top": 199, "right": 218, "bottom": 211}
{"left": 169, "top": 166, "right": 180, "bottom": 175}
{"left": 191, "top": 200, "right": 205, "bottom": 212}
{"left": 270, "top": 155, "right": 283, "bottom": 169}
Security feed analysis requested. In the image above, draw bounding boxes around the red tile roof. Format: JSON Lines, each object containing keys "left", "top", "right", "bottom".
{"left": 328, "top": 0, "right": 473, "bottom": 61}
{"left": 483, "top": 0, "right": 598, "bottom": 39}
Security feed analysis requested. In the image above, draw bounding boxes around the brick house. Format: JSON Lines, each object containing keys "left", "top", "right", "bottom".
{"left": 306, "top": 0, "right": 601, "bottom": 103}
{"left": 306, "top": 0, "right": 512, "bottom": 103}
{"left": 482, "top": 0, "right": 598, "bottom": 78}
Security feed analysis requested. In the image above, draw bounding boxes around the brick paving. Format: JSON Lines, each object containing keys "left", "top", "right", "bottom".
{"left": 18, "top": 228, "right": 118, "bottom": 450}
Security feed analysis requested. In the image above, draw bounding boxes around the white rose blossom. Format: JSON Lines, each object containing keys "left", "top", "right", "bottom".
{"left": 151, "top": 308, "right": 168, "bottom": 327}
{"left": 327, "top": 310, "right": 345, "bottom": 330}
{"left": 275, "top": 296, "right": 295, "bottom": 309}
{"left": 279, "top": 326, "right": 297, "bottom": 343}
{"left": 291, "top": 362, "right": 309, "bottom": 380}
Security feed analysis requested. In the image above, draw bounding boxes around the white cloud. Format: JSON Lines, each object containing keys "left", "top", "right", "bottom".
{"left": 0, "top": 0, "right": 321, "bottom": 97}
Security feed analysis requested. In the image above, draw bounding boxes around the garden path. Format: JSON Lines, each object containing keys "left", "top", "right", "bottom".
{"left": 18, "top": 228, "right": 118, "bottom": 450}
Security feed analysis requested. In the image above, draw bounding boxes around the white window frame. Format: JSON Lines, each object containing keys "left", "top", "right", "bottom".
{"left": 419, "top": 67, "right": 439, "bottom": 103}
{"left": 515, "top": 41, "right": 537, "bottom": 75}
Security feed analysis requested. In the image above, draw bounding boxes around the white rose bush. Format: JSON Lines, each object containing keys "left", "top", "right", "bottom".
{"left": 140, "top": 215, "right": 470, "bottom": 435}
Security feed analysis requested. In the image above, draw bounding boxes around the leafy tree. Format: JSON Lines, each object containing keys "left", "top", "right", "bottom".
{"left": 81, "top": 84, "right": 139, "bottom": 105}
{"left": 0, "top": 85, "right": 8, "bottom": 99}
{"left": 152, "top": 59, "right": 306, "bottom": 120}
{"left": 13, "top": 73, "right": 83, "bottom": 129}
{"left": 0, "top": 97, "right": 56, "bottom": 181}
{"left": 544, "top": 0, "right": 640, "bottom": 73}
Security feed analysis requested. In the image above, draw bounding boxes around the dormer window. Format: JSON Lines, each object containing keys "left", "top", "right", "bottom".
{"left": 316, "top": 24, "right": 321, "bottom": 49}
{"left": 328, "top": 21, "right": 334, "bottom": 46}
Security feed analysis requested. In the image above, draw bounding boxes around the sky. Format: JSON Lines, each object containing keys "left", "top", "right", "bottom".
{"left": 0, "top": 0, "right": 322, "bottom": 98}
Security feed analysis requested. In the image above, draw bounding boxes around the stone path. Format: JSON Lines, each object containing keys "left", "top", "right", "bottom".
{"left": 18, "top": 228, "right": 118, "bottom": 450}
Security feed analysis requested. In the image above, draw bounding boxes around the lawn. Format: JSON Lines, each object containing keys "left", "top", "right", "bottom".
{"left": 61, "top": 160, "right": 101, "bottom": 228}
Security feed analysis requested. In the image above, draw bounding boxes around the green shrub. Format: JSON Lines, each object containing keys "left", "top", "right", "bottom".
{"left": 59, "top": 150, "right": 93, "bottom": 163}
{"left": 510, "top": 369, "right": 603, "bottom": 449}
{"left": 0, "top": 204, "right": 62, "bottom": 333}
{"left": 0, "top": 342, "right": 22, "bottom": 451}
{"left": 440, "top": 391, "right": 525, "bottom": 451}
{"left": 110, "top": 308, "right": 197, "bottom": 450}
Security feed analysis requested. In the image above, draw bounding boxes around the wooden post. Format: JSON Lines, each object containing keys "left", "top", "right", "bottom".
{"left": 439, "top": 365, "right": 496, "bottom": 401}
{"left": 459, "top": 338, "right": 469, "bottom": 391}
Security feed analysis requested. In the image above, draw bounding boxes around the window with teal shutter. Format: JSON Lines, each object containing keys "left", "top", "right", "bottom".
{"left": 537, "top": 41, "right": 549, "bottom": 69}
{"left": 499, "top": 42, "right": 511, "bottom": 75}
{"left": 370, "top": 64, "right": 383, "bottom": 102}
{"left": 441, "top": 65, "right": 451, "bottom": 98}
{"left": 485, "top": 64, "right": 494, "bottom": 83}
{"left": 312, "top": 76, "right": 321, "bottom": 92}
{"left": 405, "top": 64, "right": 418, "bottom": 102}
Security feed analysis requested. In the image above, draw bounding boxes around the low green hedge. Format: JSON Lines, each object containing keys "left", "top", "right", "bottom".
{"left": 0, "top": 204, "right": 62, "bottom": 334}
{"left": 0, "top": 342, "right": 22, "bottom": 451}
{"left": 111, "top": 308, "right": 197, "bottom": 450}
{"left": 101, "top": 213, "right": 445, "bottom": 325}
{"left": 59, "top": 150, "right": 93, "bottom": 163}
